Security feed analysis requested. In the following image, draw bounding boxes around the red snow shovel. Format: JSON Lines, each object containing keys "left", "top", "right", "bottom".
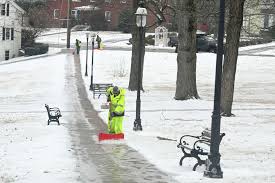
{"left": 98, "top": 133, "right": 124, "bottom": 141}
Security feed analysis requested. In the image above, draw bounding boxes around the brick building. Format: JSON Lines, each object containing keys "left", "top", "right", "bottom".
{"left": 47, "top": 0, "right": 91, "bottom": 26}
{"left": 101, "top": 0, "right": 133, "bottom": 30}
{"left": 46, "top": 0, "right": 170, "bottom": 31}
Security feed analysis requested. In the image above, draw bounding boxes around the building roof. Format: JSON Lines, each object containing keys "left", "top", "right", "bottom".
{"left": 10, "top": 0, "right": 25, "bottom": 14}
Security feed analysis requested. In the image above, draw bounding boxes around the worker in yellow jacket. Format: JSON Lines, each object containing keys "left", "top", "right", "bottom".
{"left": 106, "top": 86, "right": 125, "bottom": 134}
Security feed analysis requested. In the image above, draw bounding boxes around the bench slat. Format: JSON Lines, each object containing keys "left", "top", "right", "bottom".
{"left": 92, "top": 83, "right": 113, "bottom": 99}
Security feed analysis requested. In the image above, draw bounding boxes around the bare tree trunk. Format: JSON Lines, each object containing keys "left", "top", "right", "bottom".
{"left": 221, "top": 0, "right": 245, "bottom": 116}
{"left": 175, "top": 0, "right": 199, "bottom": 100}
{"left": 128, "top": 0, "right": 145, "bottom": 91}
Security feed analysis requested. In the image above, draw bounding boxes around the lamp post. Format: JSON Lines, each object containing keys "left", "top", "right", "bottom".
{"left": 85, "top": 32, "right": 89, "bottom": 76}
{"left": 89, "top": 33, "right": 96, "bottom": 91}
{"left": 133, "top": 2, "right": 147, "bottom": 131}
{"left": 204, "top": 0, "right": 225, "bottom": 179}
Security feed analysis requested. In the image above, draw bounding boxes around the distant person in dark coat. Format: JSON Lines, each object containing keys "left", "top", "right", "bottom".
{"left": 96, "top": 35, "right": 102, "bottom": 49}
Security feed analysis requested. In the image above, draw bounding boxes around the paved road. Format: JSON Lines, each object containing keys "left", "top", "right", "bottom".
{"left": 47, "top": 43, "right": 176, "bottom": 53}
{"left": 47, "top": 43, "right": 275, "bottom": 55}
{"left": 0, "top": 53, "right": 177, "bottom": 183}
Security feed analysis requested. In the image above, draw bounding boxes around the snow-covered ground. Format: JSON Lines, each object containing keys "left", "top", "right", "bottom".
{"left": 0, "top": 47, "right": 61, "bottom": 65}
{"left": 1, "top": 40, "right": 275, "bottom": 182}
{"left": 38, "top": 28, "right": 275, "bottom": 53}
{"left": 37, "top": 30, "right": 132, "bottom": 47}
{"left": 79, "top": 48, "right": 275, "bottom": 182}
{"left": 0, "top": 55, "right": 78, "bottom": 182}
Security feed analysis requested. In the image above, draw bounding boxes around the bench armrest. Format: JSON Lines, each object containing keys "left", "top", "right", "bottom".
{"left": 194, "top": 139, "right": 210, "bottom": 151}
{"left": 178, "top": 134, "right": 201, "bottom": 149}
{"left": 179, "top": 134, "right": 200, "bottom": 144}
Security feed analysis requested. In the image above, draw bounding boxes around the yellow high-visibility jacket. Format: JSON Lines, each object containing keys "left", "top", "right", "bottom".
{"left": 107, "top": 87, "right": 125, "bottom": 116}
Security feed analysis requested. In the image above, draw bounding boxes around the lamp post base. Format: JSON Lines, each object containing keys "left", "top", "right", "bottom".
{"left": 89, "top": 85, "right": 93, "bottom": 91}
{"left": 204, "top": 158, "right": 223, "bottom": 178}
{"left": 133, "top": 119, "right": 142, "bottom": 131}
{"left": 85, "top": 73, "right": 88, "bottom": 76}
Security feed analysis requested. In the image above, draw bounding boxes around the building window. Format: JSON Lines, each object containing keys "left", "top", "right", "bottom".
{"left": 105, "top": 11, "right": 111, "bottom": 22}
{"left": 54, "top": 9, "right": 60, "bottom": 19}
{"left": 1, "top": 4, "right": 5, "bottom": 15}
{"left": 6, "top": 3, "right": 9, "bottom": 16}
{"left": 2, "top": 28, "right": 13, "bottom": 40}
{"left": 6, "top": 28, "right": 10, "bottom": 40}
{"left": 2, "top": 27, "right": 5, "bottom": 40}
{"left": 71, "top": 10, "right": 79, "bottom": 18}
{"left": 105, "top": 0, "right": 111, "bottom": 3}
{"left": 5, "top": 50, "right": 9, "bottom": 60}
{"left": 11, "top": 28, "right": 14, "bottom": 40}
{"left": 264, "top": 14, "right": 269, "bottom": 29}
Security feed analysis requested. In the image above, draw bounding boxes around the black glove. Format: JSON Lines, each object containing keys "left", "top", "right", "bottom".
{"left": 111, "top": 112, "right": 124, "bottom": 117}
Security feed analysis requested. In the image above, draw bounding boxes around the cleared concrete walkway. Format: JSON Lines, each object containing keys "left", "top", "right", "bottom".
{"left": 64, "top": 54, "right": 177, "bottom": 182}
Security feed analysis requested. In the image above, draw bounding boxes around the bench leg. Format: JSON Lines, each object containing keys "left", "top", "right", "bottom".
{"left": 180, "top": 155, "right": 192, "bottom": 166}
{"left": 192, "top": 157, "right": 206, "bottom": 171}
{"left": 48, "top": 118, "right": 60, "bottom": 125}
{"left": 179, "top": 149, "right": 192, "bottom": 166}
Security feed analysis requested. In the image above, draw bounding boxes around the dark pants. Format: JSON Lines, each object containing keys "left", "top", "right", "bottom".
{"left": 76, "top": 47, "right": 80, "bottom": 54}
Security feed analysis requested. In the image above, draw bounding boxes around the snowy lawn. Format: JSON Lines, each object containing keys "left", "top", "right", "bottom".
{"left": 0, "top": 116, "right": 76, "bottom": 183}
{"left": 38, "top": 29, "right": 275, "bottom": 52}
{"left": 0, "top": 55, "right": 77, "bottom": 183}
{"left": 79, "top": 49, "right": 275, "bottom": 182}
{"left": 37, "top": 30, "right": 132, "bottom": 47}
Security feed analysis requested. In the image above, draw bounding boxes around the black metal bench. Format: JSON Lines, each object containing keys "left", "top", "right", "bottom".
{"left": 45, "top": 104, "right": 62, "bottom": 125}
{"left": 92, "top": 83, "right": 113, "bottom": 99}
{"left": 177, "top": 128, "right": 225, "bottom": 171}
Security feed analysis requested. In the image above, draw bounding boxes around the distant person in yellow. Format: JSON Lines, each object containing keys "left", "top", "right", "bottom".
{"left": 96, "top": 35, "right": 103, "bottom": 49}
{"left": 75, "top": 39, "right": 81, "bottom": 54}
{"left": 107, "top": 86, "right": 125, "bottom": 134}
